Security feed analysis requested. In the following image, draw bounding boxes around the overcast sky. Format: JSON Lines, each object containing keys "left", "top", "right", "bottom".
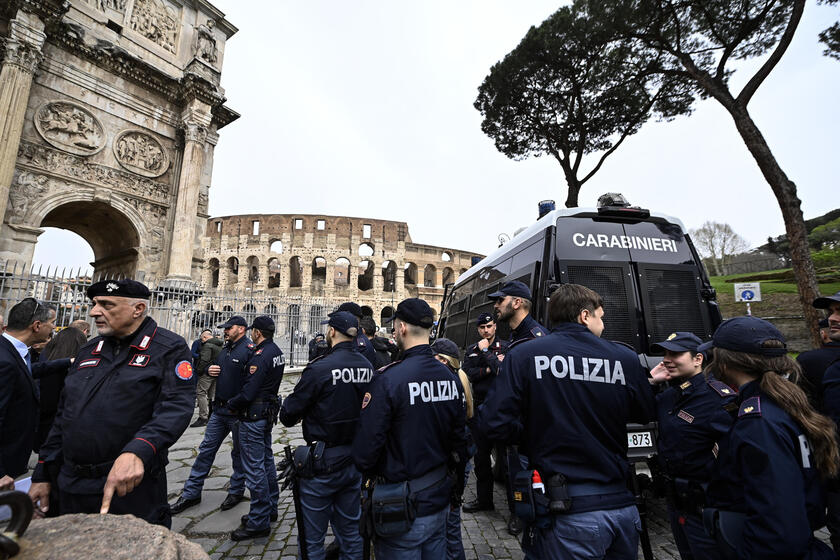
{"left": 34, "top": 1, "right": 840, "bottom": 270}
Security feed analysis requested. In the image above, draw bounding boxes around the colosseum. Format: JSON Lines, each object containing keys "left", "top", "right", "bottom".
{"left": 201, "top": 214, "right": 484, "bottom": 325}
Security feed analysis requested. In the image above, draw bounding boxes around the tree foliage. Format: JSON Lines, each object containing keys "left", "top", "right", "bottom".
{"left": 690, "top": 221, "right": 750, "bottom": 276}
{"left": 820, "top": 0, "right": 840, "bottom": 59}
{"left": 474, "top": 4, "right": 695, "bottom": 207}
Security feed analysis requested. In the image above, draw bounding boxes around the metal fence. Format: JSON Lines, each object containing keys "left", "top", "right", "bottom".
{"left": 0, "top": 262, "right": 345, "bottom": 366}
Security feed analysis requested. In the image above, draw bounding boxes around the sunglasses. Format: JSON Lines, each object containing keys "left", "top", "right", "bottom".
{"left": 22, "top": 297, "right": 43, "bottom": 324}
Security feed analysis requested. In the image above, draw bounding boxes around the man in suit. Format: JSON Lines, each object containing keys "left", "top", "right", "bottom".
{"left": 0, "top": 297, "right": 62, "bottom": 490}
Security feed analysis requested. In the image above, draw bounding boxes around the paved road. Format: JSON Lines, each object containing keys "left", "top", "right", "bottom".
{"left": 168, "top": 374, "right": 833, "bottom": 559}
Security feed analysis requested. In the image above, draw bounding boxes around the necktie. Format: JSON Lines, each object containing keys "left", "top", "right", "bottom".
{"left": 24, "top": 351, "right": 32, "bottom": 374}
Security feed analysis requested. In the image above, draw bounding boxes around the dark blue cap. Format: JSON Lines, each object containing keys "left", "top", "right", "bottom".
{"left": 87, "top": 279, "right": 151, "bottom": 300}
{"left": 218, "top": 315, "right": 247, "bottom": 329}
{"left": 814, "top": 292, "right": 840, "bottom": 309}
{"left": 697, "top": 317, "right": 787, "bottom": 357}
{"left": 321, "top": 311, "right": 359, "bottom": 336}
{"left": 337, "top": 302, "right": 363, "bottom": 318}
{"left": 650, "top": 332, "right": 702, "bottom": 354}
{"left": 476, "top": 312, "right": 494, "bottom": 326}
{"left": 431, "top": 338, "right": 460, "bottom": 360}
{"left": 249, "top": 315, "right": 275, "bottom": 333}
{"left": 389, "top": 298, "right": 435, "bottom": 328}
{"left": 488, "top": 281, "right": 531, "bottom": 301}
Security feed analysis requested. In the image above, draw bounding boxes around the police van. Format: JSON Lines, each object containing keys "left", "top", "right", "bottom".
{"left": 438, "top": 194, "right": 721, "bottom": 369}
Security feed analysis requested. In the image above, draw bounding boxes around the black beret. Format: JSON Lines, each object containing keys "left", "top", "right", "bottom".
{"left": 87, "top": 279, "right": 151, "bottom": 299}
{"left": 392, "top": 298, "right": 435, "bottom": 328}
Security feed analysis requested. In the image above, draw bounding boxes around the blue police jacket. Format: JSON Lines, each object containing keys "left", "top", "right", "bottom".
{"left": 799, "top": 343, "right": 840, "bottom": 407}
{"left": 214, "top": 335, "right": 254, "bottom": 412}
{"left": 229, "top": 339, "right": 285, "bottom": 414}
{"left": 510, "top": 314, "right": 548, "bottom": 344}
{"left": 279, "top": 341, "right": 373, "bottom": 446}
{"left": 707, "top": 380, "right": 829, "bottom": 559}
{"left": 462, "top": 337, "right": 509, "bottom": 403}
{"left": 33, "top": 317, "right": 195, "bottom": 492}
{"left": 481, "top": 322, "right": 655, "bottom": 491}
{"left": 352, "top": 344, "right": 469, "bottom": 515}
{"left": 356, "top": 332, "right": 379, "bottom": 367}
{"left": 820, "top": 361, "right": 840, "bottom": 427}
{"left": 655, "top": 373, "right": 737, "bottom": 481}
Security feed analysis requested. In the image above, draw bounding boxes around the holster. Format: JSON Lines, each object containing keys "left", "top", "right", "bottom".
{"left": 668, "top": 477, "right": 706, "bottom": 516}
{"left": 371, "top": 480, "right": 416, "bottom": 537}
{"left": 702, "top": 508, "right": 744, "bottom": 560}
{"left": 292, "top": 441, "right": 326, "bottom": 479}
{"left": 242, "top": 399, "right": 274, "bottom": 421}
{"left": 511, "top": 470, "right": 551, "bottom": 528}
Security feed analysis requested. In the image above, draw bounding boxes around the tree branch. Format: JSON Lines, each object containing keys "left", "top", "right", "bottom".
{"left": 737, "top": 0, "right": 805, "bottom": 106}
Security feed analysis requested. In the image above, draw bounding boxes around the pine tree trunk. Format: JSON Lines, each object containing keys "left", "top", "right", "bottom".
{"left": 727, "top": 103, "right": 822, "bottom": 348}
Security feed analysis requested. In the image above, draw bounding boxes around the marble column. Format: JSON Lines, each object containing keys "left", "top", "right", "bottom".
{"left": 0, "top": 10, "right": 45, "bottom": 237}
{"left": 166, "top": 104, "right": 211, "bottom": 281}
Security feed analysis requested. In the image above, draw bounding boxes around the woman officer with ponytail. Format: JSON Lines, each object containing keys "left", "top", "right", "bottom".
{"left": 701, "top": 317, "right": 839, "bottom": 560}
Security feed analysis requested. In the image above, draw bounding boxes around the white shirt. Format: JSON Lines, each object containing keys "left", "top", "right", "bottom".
{"left": 2, "top": 331, "right": 29, "bottom": 362}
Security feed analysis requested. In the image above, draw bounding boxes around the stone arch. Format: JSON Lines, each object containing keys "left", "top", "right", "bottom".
{"left": 208, "top": 258, "right": 220, "bottom": 288}
{"left": 264, "top": 303, "right": 278, "bottom": 315}
{"left": 27, "top": 194, "right": 147, "bottom": 278}
{"left": 227, "top": 257, "right": 239, "bottom": 285}
{"left": 243, "top": 303, "right": 256, "bottom": 316}
{"left": 334, "top": 257, "right": 350, "bottom": 286}
{"left": 267, "top": 257, "right": 281, "bottom": 288}
{"left": 311, "top": 256, "right": 327, "bottom": 294}
{"left": 381, "top": 306, "right": 394, "bottom": 325}
{"left": 423, "top": 264, "right": 437, "bottom": 287}
{"left": 441, "top": 251, "right": 453, "bottom": 262}
{"left": 358, "top": 259, "right": 374, "bottom": 291}
{"left": 361, "top": 305, "right": 373, "bottom": 317}
{"left": 270, "top": 239, "right": 284, "bottom": 254}
{"left": 287, "top": 303, "right": 301, "bottom": 334}
{"left": 289, "top": 256, "right": 302, "bottom": 287}
{"left": 359, "top": 242, "right": 374, "bottom": 257}
{"left": 246, "top": 255, "right": 260, "bottom": 283}
{"left": 460, "top": 268, "right": 468, "bottom": 275}
{"left": 382, "top": 260, "right": 396, "bottom": 292}
{"left": 309, "top": 304, "right": 324, "bottom": 332}
{"left": 404, "top": 262, "right": 417, "bottom": 285}
{"left": 442, "top": 266, "right": 454, "bottom": 287}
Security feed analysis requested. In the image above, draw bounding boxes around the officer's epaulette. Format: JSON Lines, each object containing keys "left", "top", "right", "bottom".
{"left": 507, "top": 337, "right": 533, "bottom": 351}
{"left": 738, "top": 396, "right": 761, "bottom": 418}
{"left": 247, "top": 342, "right": 256, "bottom": 349}
{"left": 307, "top": 353, "right": 328, "bottom": 365}
{"left": 707, "top": 379, "right": 736, "bottom": 398}
{"left": 377, "top": 359, "right": 403, "bottom": 373}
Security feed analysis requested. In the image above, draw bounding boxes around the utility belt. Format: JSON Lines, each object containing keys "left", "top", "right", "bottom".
{"left": 663, "top": 475, "right": 707, "bottom": 516}
{"left": 513, "top": 470, "right": 631, "bottom": 528}
{"left": 292, "top": 442, "right": 354, "bottom": 478}
{"left": 365, "top": 465, "right": 449, "bottom": 538}
{"left": 212, "top": 397, "right": 237, "bottom": 415}
{"left": 65, "top": 459, "right": 115, "bottom": 479}
{"left": 702, "top": 508, "right": 745, "bottom": 560}
{"left": 240, "top": 397, "right": 280, "bottom": 422}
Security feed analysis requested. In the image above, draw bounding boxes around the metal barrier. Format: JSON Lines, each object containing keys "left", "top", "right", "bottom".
{"left": 0, "top": 262, "right": 344, "bottom": 367}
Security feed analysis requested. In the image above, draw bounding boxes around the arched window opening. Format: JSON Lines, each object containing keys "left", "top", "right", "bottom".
{"left": 441, "top": 251, "right": 453, "bottom": 262}
{"left": 442, "top": 266, "right": 454, "bottom": 287}
{"left": 289, "top": 256, "right": 303, "bottom": 288}
{"left": 311, "top": 257, "right": 327, "bottom": 294}
{"left": 382, "top": 260, "right": 396, "bottom": 292}
{"left": 361, "top": 305, "right": 373, "bottom": 318}
{"left": 270, "top": 240, "right": 284, "bottom": 254}
{"left": 246, "top": 256, "right": 260, "bottom": 283}
{"left": 209, "top": 258, "right": 219, "bottom": 288}
{"left": 381, "top": 306, "right": 394, "bottom": 326}
{"left": 264, "top": 303, "right": 278, "bottom": 315}
{"left": 335, "top": 257, "right": 351, "bottom": 286}
{"left": 267, "top": 258, "right": 281, "bottom": 289}
{"left": 404, "top": 262, "right": 417, "bottom": 285}
{"left": 227, "top": 257, "right": 239, "bottom": 285}
{"left": 358, "top": 260, "right": 374, "bottom": 291}
{"left": 359, "top": 243, "right": 374, "bottom": 257}
{"left": 423, "top": 264, "right": 437, "bottom": 288}
{"left": 309, "top": 305, "right": 324, "bottom": 332}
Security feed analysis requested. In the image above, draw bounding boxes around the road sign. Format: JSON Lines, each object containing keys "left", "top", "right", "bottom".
{"left": 734, "top": 282, "right": 762, "bottom": 303}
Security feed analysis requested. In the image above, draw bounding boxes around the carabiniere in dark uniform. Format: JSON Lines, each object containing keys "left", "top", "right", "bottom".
{"left": 32, "top": 279, "right": 195, "bottom": 528}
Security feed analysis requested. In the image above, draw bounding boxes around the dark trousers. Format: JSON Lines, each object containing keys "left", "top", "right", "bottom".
{"left": 59, "top": 468, "right": 171, "bottom": 529}
{"left": 826, "top": 486, "right": 840, "bottom": 551}
{"left": 473, "top": 433, "right": 495, "bottom": 506}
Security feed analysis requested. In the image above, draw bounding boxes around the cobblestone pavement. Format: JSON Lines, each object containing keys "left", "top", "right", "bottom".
{"left": 168, "top": 374, "right": 833, "bottom": 559}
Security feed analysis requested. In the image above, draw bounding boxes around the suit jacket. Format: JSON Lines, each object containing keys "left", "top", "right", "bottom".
{"left": 0, "top": 335, "right": 70, "bottom": 478}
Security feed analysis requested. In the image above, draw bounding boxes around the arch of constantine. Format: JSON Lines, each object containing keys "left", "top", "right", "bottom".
{"left": 202, "top": 214, "right": 484, "bottom": 324}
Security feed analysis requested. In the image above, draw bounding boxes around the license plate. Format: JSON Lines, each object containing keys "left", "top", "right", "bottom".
{"left": 627, "top": 431, "right": 653, "bottom": 448}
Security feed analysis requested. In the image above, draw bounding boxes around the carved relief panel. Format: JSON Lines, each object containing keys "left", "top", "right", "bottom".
{"left": 114, "top": 130, "right": 170, "bottom": 177}
{"left": 34, "top": 101, "right": 106, "bottom": 156}
{"left": 129, "top": 0, "right": 181, "bottom": 54}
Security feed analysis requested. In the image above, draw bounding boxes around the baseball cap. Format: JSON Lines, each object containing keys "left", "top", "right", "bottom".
{"left": 87, "top": 279, "right": 151, "bottom": 299}
{"left": 336, "top": 302, "right": 363, "bottom": 318}
{"left": 814, "top": 292, "right": 840, "bottom": 309}
{"left": 249, "top": 315, "right": 275, "bottom": 333}
{"left": 431, "top": 338, "right": 460, "bottom": 360}
{"left": 650, "top": 332, "right": 703, "bottom": 354}
{"left": 488, "top": 281, "right": 532, "bottom": 301}
{"left": 389, "top": 298, "right": 435, "bottom": 328}
{"left": 321, "top": 311, "right": 359, "bottom": 337}
{"left": 697, "top": 317, "right": 787, "bottom": 357}
{"left": 218, "top": 315, "right": 247, "bottom": 329}
{"left": 476, "top": 313, "right": 494, "bottom": 326}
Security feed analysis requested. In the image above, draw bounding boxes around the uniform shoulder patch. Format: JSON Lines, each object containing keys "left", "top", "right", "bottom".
{"left": 531, "top": 327, "right": 544, "bottom": 337}
{"left": 679, "top": 381, "right": 692, "bottom": 390}
{"left": 249, "top": 365, "right": 258, "bottom": 375}
{"left": 708, "top": 379, "right": 737, "bottom": 398}
{"left": 378, "top": 359, "right": 403, "bottom": 373}
{"left": 256, "top": 348, "right": 263, "bottom": 355}
{"left": 175, "top": 360, "right": 194, "bottom": 380}
{"left": 361, "top": 392, "right": 372, "bottom": 409}
{"left": 738, "top": 396, "right": 761, "bottom": 418}
{"left": 247, "top": 343, "right": 255, "bottom": 349}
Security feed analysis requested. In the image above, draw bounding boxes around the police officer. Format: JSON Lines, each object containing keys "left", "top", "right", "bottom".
{"left": 703, "top": 317, "right": 837, "bottom": 559}
{"left": 648, "top": 332, "right": 736, "bottom": 560}
{"left": 170, "top": 315, "right": 252, "bottom": 514}
{"left": 309, "top": 333, "right": 329, "bottom": 361}
{"left": 353, "top": 298, "right": 469, "bottom": 559}
{"left": 481, "top": 284, "right": 655, "bottom": 558}
{"left": 798, "top": 291, "right": 840, "bottom": 407}
{"left": 336, "top": 302, "right": 379, "bottom": 366}
{"left": 487, "top": 281, "right": 547, "bottom": 535}
{"left": 361, "top": 316, "right": 397, "bottom": 369}
{"left": 461, "top": 312, "right": 508, "bottom": 514}
{"left": 28, "top": 279, "right": 195, "bottom": 528}
{"left": 279, "top": 310, "right": 374, "bottom": 558}
{"left": 230, "top": 316, "right": 285, "bottom": 540}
